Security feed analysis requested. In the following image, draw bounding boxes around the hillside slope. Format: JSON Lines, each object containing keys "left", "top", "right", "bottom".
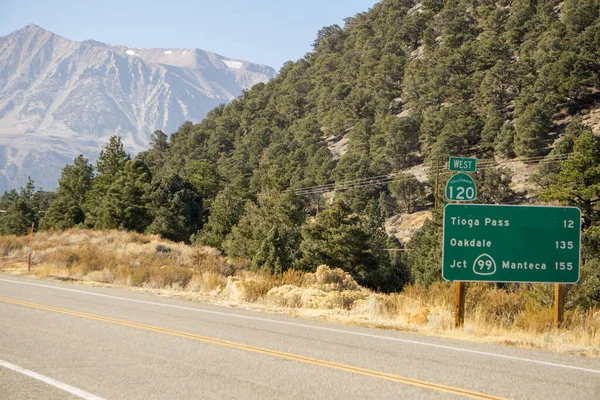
{"left": 3, "top": 0, "right": 600, "bottom": 295}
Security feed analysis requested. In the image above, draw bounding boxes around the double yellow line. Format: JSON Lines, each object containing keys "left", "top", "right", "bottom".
{"left": 0, "top": 296, "right": 505, "bottom": 399}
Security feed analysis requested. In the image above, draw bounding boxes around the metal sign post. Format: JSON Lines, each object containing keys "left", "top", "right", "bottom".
{"left": 445, "top": 158, "right": 478, "bottom": 327}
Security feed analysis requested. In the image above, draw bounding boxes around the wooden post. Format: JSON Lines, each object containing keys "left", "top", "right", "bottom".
{"left": 27, "top": 222, "right": 34, "bottom": 272}
{"left": 455, "top": 281, "right": 466, "bottom": 328}
{"left": 554, "top": 283, "right": 565, "bottom": 327}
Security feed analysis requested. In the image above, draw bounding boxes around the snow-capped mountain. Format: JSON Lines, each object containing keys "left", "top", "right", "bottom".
{"left": 0, "top": 24, "right": 277, "bottom": 192}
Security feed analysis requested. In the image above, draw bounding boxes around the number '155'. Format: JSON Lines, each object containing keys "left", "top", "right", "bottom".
{"left": 555, "top": 262, "right": 573, "bottom": 270}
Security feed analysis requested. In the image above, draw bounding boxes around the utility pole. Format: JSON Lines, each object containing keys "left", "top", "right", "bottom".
{"left": 434, "top": 156, "right": 444, "bottom": 210}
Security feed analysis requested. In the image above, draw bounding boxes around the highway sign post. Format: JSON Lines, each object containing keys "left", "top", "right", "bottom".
{"left": 445, "top": 173, "right": 477, "bottom": 202}
{"left": 449, "top": 157, "right": 477, "bottom": 172}
{"left": 443, "top": 204, "right": 581, "bottom": 283}
{"left": 445, "top": 158, "right": 478, "bottom": 326}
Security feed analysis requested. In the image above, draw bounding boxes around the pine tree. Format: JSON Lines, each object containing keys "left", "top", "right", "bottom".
{"left": 389, "top": 174, "right": 427, "bottom": 213}
{"left": 298, "top": 200, "right": 395, "bottom": 291}
{"left": 403, "top": 210, "right": 443, "bottom": 287}
{"left": 145, "top": 174, "right": 203, "bottom": 242}
{"left": 223, "top": 192, "right": 304, "bottom": 266}
{"left": 0, "top": 178, "right": 51, "bottom": 235}
{"left": 541, "top": 129, "right": 600, "bottom": 228}
{"left": 514, "top": 102, "right": 552, "bottom": 158}
{"left": 86, "top": 136, "right": 130, "bottom": 227}
{"left": 94, "top": 159, "right": 152, "bottom": 232}
{"left": 194, "top": 186, "right": 245, "bottom": 249}
{"left": 41, "top": 155, "right": 93, "bottom": 230}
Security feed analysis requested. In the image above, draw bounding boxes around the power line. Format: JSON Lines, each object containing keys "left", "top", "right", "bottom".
{"left": 288, "top": 152, "right": 573, "bottom": 196}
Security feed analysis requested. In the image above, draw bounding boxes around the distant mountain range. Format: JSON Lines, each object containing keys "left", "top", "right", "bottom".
{"left": 0, "top": 24, "right": 277, "bottom": 192}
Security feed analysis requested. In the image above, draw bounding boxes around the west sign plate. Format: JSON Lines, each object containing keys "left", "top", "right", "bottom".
{"left": 449, "top": 157, "right": 477, "bottom": 172}
{"left": 442, "top": 204, "right": 581, "bottom": 283}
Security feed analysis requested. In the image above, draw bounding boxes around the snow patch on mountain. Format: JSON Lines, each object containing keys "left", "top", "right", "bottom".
{"left": 223, "top": 60, "right": 243, "bottom": 69}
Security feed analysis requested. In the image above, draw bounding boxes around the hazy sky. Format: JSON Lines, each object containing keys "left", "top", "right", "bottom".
{"left": 0, "top": 0, "right": 379, "bottom": 70}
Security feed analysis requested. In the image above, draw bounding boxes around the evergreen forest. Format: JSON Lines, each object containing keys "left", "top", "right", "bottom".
{"left": 2, "top": 0, "right": 600, "bottom": 305}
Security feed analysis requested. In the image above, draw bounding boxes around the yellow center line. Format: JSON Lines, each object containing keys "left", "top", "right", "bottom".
{"left": 0, "top": 296, "right": 506, "bottom": 400}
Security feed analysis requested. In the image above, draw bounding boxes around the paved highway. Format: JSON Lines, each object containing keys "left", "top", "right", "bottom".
{"left": 1, "top": 274, "right": 599, "bottom": 399}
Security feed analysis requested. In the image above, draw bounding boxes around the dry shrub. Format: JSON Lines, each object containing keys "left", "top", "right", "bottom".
{"left": 311, "top": 265, "right": 360, "bottom": 291}
{"left": 189, "top": 246, "right": 237, "bottom": 276}
{"left": 39, "top": 247, "right": 82, "bottom": 268}
{"left": 187, "top": 272, "right": 227, "bottom": 293}
{"left": 264, "top": 266, "right": 364, "bottom": 310}
{"left": 238, "top": 273, "right": 280, "bottom": 302}
{"left": 78, "top": 245, "right": 119, "bottom": 273}
{"left": 515, "top": 307, "right": 555, "bottom": 332}
{"left": 267, "top": 285, "right": 367, "bottom": 310}
{"left": 564, "top": 308, "right": 600, "bottom": 337}
{"left": 468, "top": 284, "right": 526, "bottom": 327}
{"left": 392, "top": 282, "right": 454, "bottom": 317}
{"left": 408, "top": 307, "right": 431, "bottom": 325}
{"left": 298, "top": 288, "right": 330, "bottom": 308}
{"left": 37, "top": 243, "right": 119, "bottom": 275}
{"left": 266, "top": 285, "right": 304, "bottom": 307}
{"left": 427, "top": 309, "right": 454, "bottom": 330}
{"left": 424, "top": 281, "right": 455, "bottom": 306}
{"left": 86, "top": 268, "right": 114, "bottom": 283}
{"left": 124, "top": 266, "right": 150, "bottom": 287}
{"left": 323, "top": 290, "right": 365, "bottom": 309}
{"left": 376, "top": 293, "right": 401, "bottom": 316}
{"left": 278, "top": 269, "right": 305, "bottom": 286}
{"left": 352, "top": 295, "right": 383, "bottom": 315}
{"left": 128, "top": 232, "right": 151, "bottom": 244}
{"left": 144, "top": 265, "right": 193, "bottom": 289}
{"left": 0, "top": 236, "right": 28, "bottom": 256}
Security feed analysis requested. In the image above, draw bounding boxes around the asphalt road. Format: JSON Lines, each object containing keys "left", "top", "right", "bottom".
{"left": 1, "top": 274, "right": 599, "bottom": 399}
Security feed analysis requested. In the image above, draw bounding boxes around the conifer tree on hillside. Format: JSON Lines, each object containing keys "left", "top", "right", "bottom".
{"left": 541, "top": 129, "right": 600, "bottom": 229}
{"left": 85, "top": 136, "right": 130, "bottom": 228}
{"left": 94, "top": 159, "right": 152, "bottom": 232}
{"left": 298, "top": 200, "right": 401, "bottom": 291}
{"left": 145, "top": 173, "right": 203, "bottom": 243}
{"left": 0, "top": 178, "right": 53, "bottom": 235}
{"left": 41, "top": 155, "right": 93, "bottom": 230}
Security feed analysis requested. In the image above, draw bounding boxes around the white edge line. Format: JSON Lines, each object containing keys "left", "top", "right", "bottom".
{"left": 0, "top": 359, "right": 104, "bottom": 400}
{"left": 1, "top": 278, "right": 599, "bottom": 375}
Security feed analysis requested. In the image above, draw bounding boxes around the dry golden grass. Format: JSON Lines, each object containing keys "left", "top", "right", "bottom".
{"left": 1, "top": 229, "right": 598, "bottom": 357}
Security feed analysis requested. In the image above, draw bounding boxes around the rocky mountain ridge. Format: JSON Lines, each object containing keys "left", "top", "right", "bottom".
{"left": 0, "top": 24, "right": 276, "bottom": 192}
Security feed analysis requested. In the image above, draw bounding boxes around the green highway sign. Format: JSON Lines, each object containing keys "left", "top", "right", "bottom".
{"left": 443, "top": 204, "right": 581, "bottom": 283}
{"left": 449, "top": 157, "right": 477, "bottom": 172}
{"left": 445, "top": 173, "right": 477, "bottom": 202}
